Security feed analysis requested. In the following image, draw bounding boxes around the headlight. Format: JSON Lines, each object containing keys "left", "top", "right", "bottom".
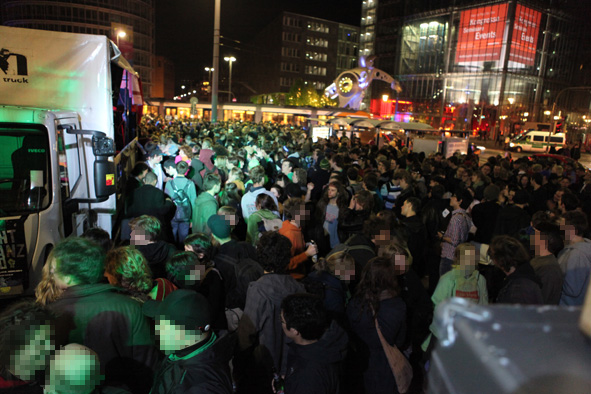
{"left": 509, "top": 142, "right": 515, "bottom": 147}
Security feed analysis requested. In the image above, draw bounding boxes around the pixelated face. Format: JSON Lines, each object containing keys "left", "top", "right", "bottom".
{"left": 334, "top": 262, "right": 355, "bottom": 282}
{"left": 155, "top": 319, "right": 199, "bottom": 355}
{"left": 327, "top": 186, "right": 338, "bottom": 199}
{"left": 130, "top": 228, "right": 150, "bottom": 246}
{"left": 10, "top": 324, "right": 53, "bottom": 380}
{"left": 393, "top": 254, "right": 408, "bottom": 275}
{"left": 530, "top": 228, "right": 546, "bottom": 254}
{"left": 182, "top": 265, "right": 206, "bottom": 286}
{"left": 295, "top": 205, "right": 310, "bottom": 222}
{"left": 559, "top": 217, "right": 577, "bottom": 243}
{"left": 372, "top": 229, "right": 391, "bottom": 246}
{"left": 457, "top": 248, "right": 477, "bottom": 274}
{"left": 45, "top": 345, "right": 100, "bottom": 394}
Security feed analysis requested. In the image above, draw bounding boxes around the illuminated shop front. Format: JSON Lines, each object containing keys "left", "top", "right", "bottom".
{"left": 374, "top": 1, "right": 581, "bottom": 139}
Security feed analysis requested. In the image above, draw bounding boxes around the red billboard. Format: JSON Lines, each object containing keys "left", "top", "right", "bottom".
{"left": 455, "top": 4, "right": 509, "bottom": 63}
{"left": 509, "top": 4, "right": 542, "bottom": 66}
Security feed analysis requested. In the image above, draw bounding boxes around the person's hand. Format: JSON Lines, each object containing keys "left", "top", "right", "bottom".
{"left": 307, "top": 182, "right": 315, "bottom": 191}
{"left": 305, "top": 243, "right": 318, "bottom": 257}
{"left": 349, "top": 196, "right": 357, "bottom": 210}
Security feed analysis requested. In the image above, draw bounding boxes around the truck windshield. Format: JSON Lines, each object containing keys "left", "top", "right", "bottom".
{"left": 0, "top": 126, "right": 51, "bottom": 215}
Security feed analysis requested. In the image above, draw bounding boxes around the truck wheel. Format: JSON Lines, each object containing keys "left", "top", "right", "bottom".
{"left": 516, "top": 147, "right": 522, "bottom": 153}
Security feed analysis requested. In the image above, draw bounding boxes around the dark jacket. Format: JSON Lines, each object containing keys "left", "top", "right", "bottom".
{"left": 338, "top": 209, "right": 370, "bottom": 242}
{"left": 530, "top": 254, "right": 563, "bottom": 305}
{"left": 401, "top": 215, "right": 428, "bottom": 277}
{"left": 471, "top": 201, "right": 501, "bottom": 244}
{"left": 136, "top": 241, "right": 177, "bottom": 279}
{"left": 346, "top": 296, "right": 407, "bottom": 394}
{"left": 496, "top": 263, "right": 544, "bottom": 305}
{"left": 494, "top": 205, "right": 531, "bottom": 238}
{"left": 306, "top": 270, "right": 348, "bottom": 320}
{"left": 49, "top": 284, "right": 161, "bottom": 394}
{"left": 238, "top": 274, "right": 306, "bottom": 375}
{"left": 284, "top": 321, "right": 348, "bottom": 394}
{"left": 125, "top": 184, "right": 174, "bottom": 221}
{"left": 149, "top": 333, "right": 234, "bottom": 394}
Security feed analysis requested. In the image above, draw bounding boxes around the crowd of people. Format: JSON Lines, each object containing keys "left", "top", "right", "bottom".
{"left": 1, "top": 116, "right": 591, "bottom": 394}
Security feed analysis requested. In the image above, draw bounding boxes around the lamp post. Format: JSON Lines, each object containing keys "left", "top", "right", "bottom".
{"left": 224, "top": 56, "right": 236, "bottom": 103}
{"left": 205, "top": 67, "right": 214, "bottom": 85}
{"left": 211, "top": 0, "right": 221, "bottom": 123}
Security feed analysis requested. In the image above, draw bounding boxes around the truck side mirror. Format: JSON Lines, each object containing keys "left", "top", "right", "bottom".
{"left": 92, "top": 135, "right": 116, "bottom": 198}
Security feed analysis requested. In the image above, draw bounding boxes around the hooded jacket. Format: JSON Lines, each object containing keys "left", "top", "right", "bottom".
{"left": 279, "top": 220, "right": 309, "bottom": 280}
{"left": 149, "top": 333, "right": 234, "bottom": 394}
{"left": 48, "top": 284, "right": 160, "bottom": 394}
{"left": 284, "top": 321, "right": 348, "bottom": 394}
{"left": 246, "top": 209, "right": 281, "bottom": 244}
{"left": 136, "top": 241, "right": 176, "bottom": 279}
{"left": 558, "top": 239, "right": 591, "bottom": 306}
{"left": 238, "top": 274, "right": 305, "bottom": 375}
{"left": 192, "top": 192, "right": 218, "bottom": 235}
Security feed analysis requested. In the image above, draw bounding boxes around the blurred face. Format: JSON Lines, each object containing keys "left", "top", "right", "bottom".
{"left": 281, "top": 161, "right": 292, "bottom": 175}
{"left": 450, "top": 194, "right": 460, "bottom": 209}
{"left": 271, "top": 187, "right": 281, "bottom": 199}
{"left": 377, "top": 162, "right": 386, "bottom": 173}
{"left": 130, "top": 228, "right": 151, "bottom": 246}
{"left": 481, "top": 166, "right": 491, "bottom": 176}
{"left": 10, "top": 324, "right": 53, "bottom": 380}
{"left": 327, "top": 186, "right": 338, "bottom": 200}
{"left": 401, "top": 200, "right": 411, "bottom": 216}
{"left": 155, "top": 319, "right": 200, "bottom": 355}
{"left": 560, "top": 178, "right": 571, "bottom": 188}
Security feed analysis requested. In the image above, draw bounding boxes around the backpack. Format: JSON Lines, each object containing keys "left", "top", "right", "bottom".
{"left": 327, "top": 235, "right": 376, "bottom": 258}
{"left": 254, "top": 212, "right": 283, "bottom": 237}
{"left": 170, "top": 180, "right": 192, "bottom": 222}
{"left": 214, "top": 252, "right": 263, "bottom": 311}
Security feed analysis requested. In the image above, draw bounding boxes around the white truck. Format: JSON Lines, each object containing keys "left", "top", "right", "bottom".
{"left": 0, "top": 26, "right": 139, "bottom": 296}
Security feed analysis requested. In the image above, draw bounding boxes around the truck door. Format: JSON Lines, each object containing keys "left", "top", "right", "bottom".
{"left": 56, "top": 119, "right": 92, "bottom": 237}
{"left": 532, "top": 135, "right": 545, "bottom": 151}
{"left": 0, "top": 123, "right": 51, "bottom": 295}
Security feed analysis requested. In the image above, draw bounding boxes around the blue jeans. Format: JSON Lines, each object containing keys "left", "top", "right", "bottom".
{"left": 172, "top": 220, "right": 190, "bottom": 245}
{"left": 439, "top": 257, "right": 454, "bottom": 276}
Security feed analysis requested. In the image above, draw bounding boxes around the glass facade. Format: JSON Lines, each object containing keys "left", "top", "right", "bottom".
{"left": 379, "top": 1, "right": 583, "bottom": 139}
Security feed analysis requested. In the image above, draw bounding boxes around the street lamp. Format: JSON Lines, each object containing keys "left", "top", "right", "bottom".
{"left": 116, "top": 30, "right": 126, "bottom": 47}
{"left": 205, "top": 67, "right": 214, "bottom": 84}
{"left": 224, "top": 56, "right": 236, "bottom": 102}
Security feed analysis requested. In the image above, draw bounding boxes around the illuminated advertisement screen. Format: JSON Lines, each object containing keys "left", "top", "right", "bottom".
{"left": 455, "top": 4, "right": 509, "bottom": 63}
{"left": 509, "top": 4, "right": 542, "bottom": 66}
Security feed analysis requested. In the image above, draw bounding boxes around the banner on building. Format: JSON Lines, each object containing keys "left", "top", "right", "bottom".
{"left": 509, "top": 4, "right": 542, "bottom": 66}
{"left": 455, "top": 3, "right": 509, "bottom": 64}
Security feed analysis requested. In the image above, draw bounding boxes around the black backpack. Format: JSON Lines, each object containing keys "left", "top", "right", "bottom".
{"left": 170, "top": 180, "right": 192, "bottom": 222}
{"left": 214, "top": 252, "right": 263, "bottom": 310}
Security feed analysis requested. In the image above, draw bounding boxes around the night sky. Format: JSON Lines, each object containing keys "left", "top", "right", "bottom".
{"left": 155, "top": 0, "right": 362, "bottom": 85}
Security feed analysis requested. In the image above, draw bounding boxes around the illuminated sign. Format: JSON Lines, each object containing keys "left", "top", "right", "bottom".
{"left": 509, "top": 4, "right": 542, "bottom": 66}
{"left": 455, "top": 4, "right": 508, "bottom": 63}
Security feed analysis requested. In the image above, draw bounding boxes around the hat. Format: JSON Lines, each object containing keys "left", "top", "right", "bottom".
{"left": 143, "top": 289, "right": 211, "bottom": 332}
{"left": 285, "top": 183, "right": 305, "bottom": 198}
{"left": 207, "top": 214, "right": 232, "bottom": 239}
{"left": 319, "top": 159, "right": 331, "bottom": 170}
{"left": 483, "top": 184, "right": 500, "bottom": 202}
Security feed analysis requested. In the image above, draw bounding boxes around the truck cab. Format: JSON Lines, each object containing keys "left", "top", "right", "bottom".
{"left": 0, "top": 26, "right": 137, "bottom": 296}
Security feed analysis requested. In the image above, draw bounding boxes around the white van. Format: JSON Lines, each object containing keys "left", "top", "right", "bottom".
{"left": 509, "top": 131, "right": 566, "bottom": 153}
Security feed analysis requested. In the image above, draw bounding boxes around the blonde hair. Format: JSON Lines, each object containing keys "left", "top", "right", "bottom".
{"left": 105, "top": 247, "right": 153, "bottom": 293}
{"left": 377, "top": 240, "right": 412, "bottom": 274}
{"left": 314, "top": 251, "right": 355, "bottom": 277}
{"left": 35, "top": 252, "right": 63, "bottom": 306}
